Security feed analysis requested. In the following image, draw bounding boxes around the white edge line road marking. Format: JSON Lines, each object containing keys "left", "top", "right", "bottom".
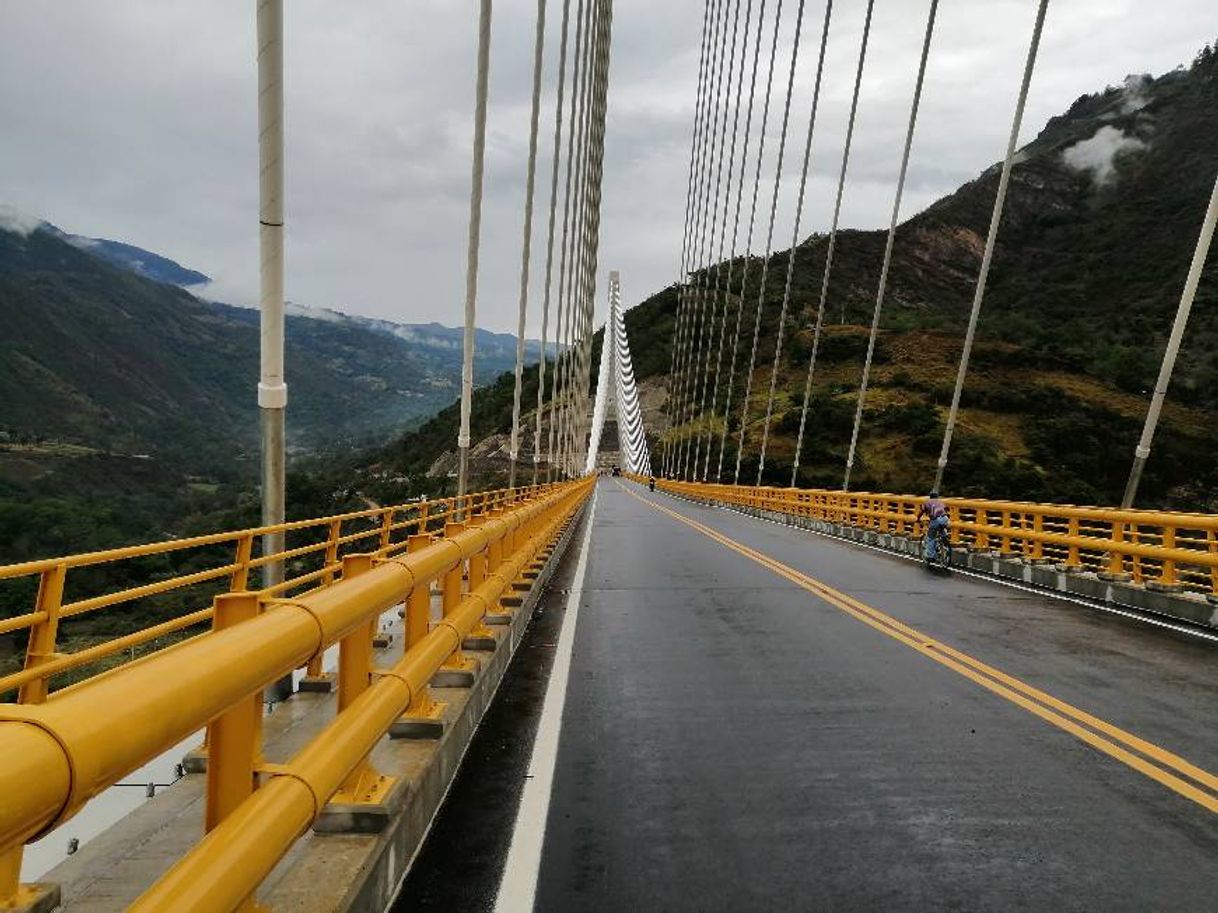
{"left": 494, "top": 486, "right": 599, "bottom": 913}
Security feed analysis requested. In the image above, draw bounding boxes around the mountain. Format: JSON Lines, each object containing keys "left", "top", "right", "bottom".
{"left": 41, "top": 224, "right": 212, "bottom": 287}
{"left": 282, "top": 303, "right": 558, "bottom": 364}
{"left": 0, "top": 216, "right": 551, "bottom": 562}
{"left": 339, "top": 42, "right": 1218, "bottom": 511}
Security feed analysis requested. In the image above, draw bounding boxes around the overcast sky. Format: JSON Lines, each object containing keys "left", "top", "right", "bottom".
{"left": 0, "top": 1, "right": 1212, "bottom": 335}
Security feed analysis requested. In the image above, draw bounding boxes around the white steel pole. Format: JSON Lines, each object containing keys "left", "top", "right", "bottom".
{"left": 457, "top": 0, "right": 494, "bottom": 507}
{"left": 1121, "top": 172, "right": 1218, "bottom": 507}
{"left": 256, "top": 0, "right": 291, "bottom": 703}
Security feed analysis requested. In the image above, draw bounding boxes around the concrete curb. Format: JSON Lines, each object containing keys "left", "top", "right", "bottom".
{"left": 679, "top": 495, "right": 1218, "bottom": 632}
{"left": 261, "top": 497, "right": 590, "bottom": 913}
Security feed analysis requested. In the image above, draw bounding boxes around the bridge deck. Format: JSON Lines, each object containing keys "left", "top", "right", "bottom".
{"left": 400, "top": 478, "right": 1218, "bottom": 911}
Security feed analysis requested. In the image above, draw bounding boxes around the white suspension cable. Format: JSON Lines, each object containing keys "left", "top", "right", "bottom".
{"left": 1122, "top": 170, "right": 1218, "bottom": 507}
{"left": 662, "top": 0, "right": 715, "bottom": 476}
{"left": 457, "top": 0, "right": 494, "bottom": 506}
{"left": 732, "top": 0, "right": 806, "bottom": 483}
{"left": 839, "top": 0, "right": 936, "bottom": 491}
{"left": 930, "top": 0, "right": 1050, "bottom": 493}
{"left": 533, "top": 0, "right": 573, "bottom": 486}
{"left": 508, "top": 0, "right": 549, "bottom": 491}
{"left": 668, "top": 0, "right": 724, "bottom": 477}
{"left": 675, "top": 0, "right": 731, "bottom": 478}
{"left": 716, "top": 0, "right": 779, "bottom": 481}
{"left": 558, "top": 0, "right": 592, "bottom": 476}
{"left": 551, "top": 0, "right": 593, "bottom": 478}
{"left": 754, "top": 0, "right": 840, "bottom": 485}
{"left": 700, "top": 0, "right": 756, "bottom": 482}
{"left": 690, "top": 0, "right": 748, "bottom": 481}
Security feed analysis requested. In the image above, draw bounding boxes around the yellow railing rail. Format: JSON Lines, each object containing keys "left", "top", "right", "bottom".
{"left": 0, "top": 478, "right": 592, "bottom": 911}
{"left": 0, "top": 483, "right": 556, "bottom": 702}
{"left": 644, "top": 477, "right": 1218, "bottom": 597}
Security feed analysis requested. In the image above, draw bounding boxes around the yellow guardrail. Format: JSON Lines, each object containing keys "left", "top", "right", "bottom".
{"left": 0, "top": 478, "right": 592, "bottom": 911}
{"left": 0, "top": 483, "right": 551, "bottom": 703}
{"left": 643, "top": 477, "right": 1218, "bottom": 597}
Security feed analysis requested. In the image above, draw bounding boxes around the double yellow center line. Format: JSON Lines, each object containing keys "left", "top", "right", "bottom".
{"left": 619, "top": 482, "right": 1218, "bottom": 816}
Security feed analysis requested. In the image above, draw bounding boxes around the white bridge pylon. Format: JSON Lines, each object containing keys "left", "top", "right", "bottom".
{"left": 585, "top": 271, "right": 652, "bottom": 475}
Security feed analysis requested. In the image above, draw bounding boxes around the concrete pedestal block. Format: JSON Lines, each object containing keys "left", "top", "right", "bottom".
{"left": 484, "top": 609, "right": 514, "bottom": 625}
{"left": 1027, "top": 564, "right": 1065, "bottom": 590}
{"left": 1097, "top": 571, "right": 1133, "bottom": 583}
{"left": 1146, "top": 581, "right": 1185, "bottom": 594}
{"left": 181, "top": 746, "right": 208, "bottom": 774}
{"left": 299, "top": 672, "right": 337, "bottom": 693}
{"left": 3, "top": 884, "right": 60, "bottom": 913}
{"left": 1062, "top": 573, "right": 1108, "bottom": 601}
{"left": 462, "top": 630, "right": 499, "bottom": 652}
{"left": 314, "top": 774, "right": 408, "bottom": 835}
{"left": 389, "top": 701, "right": 447, "bottom": 740}
{"left": 431, "top": 661, "right": 479, "bottom": 689}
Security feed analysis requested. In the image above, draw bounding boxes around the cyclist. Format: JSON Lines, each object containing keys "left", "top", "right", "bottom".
{"left": 918, "top": 489, "right": 950, "bottom": 562}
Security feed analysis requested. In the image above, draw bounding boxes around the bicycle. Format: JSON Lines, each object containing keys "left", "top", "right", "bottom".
{"left": 921, "top": 521, "right": 953, "bottom": 570}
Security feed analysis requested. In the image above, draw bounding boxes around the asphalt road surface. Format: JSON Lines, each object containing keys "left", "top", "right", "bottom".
{"left": 396, "top": 478, "right": 1218, "bottom": 912}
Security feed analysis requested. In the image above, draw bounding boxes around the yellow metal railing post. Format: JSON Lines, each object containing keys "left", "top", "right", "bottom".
{"left": 395, "top": 531, "right": 446, "bottom": 733}
{"left": 0, "top": 848, "right": 20, "bottom": 909}
{"left": 1030, "top": 513, "right": 1044, "bottom": 561}
{"left": 1066, "top": 516, "right": 1081, "bottom": 569}
{"left": 230, "top": 534, "right": 254, "bottom": 591}
{"left": 405, "top": 533, "right": 434, "bottom": 649}
{"left": 437, "top": 523, "right": 477, "bottom": 678}
{"left": 1208, "top": 529, "right": 1218, "bottom": 597}
{"left": 0, "top": 840, "right": 54, "bottom": 912}
{"left": 378, "top": 509, "right": 394, "bottom": 553}
{"left": 18, "top": 564, "right": 66, "bottom": 706}
{"left": 1159, "top": 526, "right": 1178, "bottom": 588}
{"left": 1108, "top": 521, "right": 1127, "bottom": 577}
{"left": 442, "top": 524, "right": 465, "bottom": 617}
{"left": 300, "top": 520, "right": 343, "bottom": 689}
{"left": 372, "top": 511, "right": 395, "bottom": 649}
{"left": 329, "top": 553, "right": 394, "bottom": 802}
{"left": 204, "top": 593, "right": 263, "bottom": 839}
{"left": 337, "top": 555, "right": 376, "bottom": 712}
{"left": 487, "top": 511, "right": 504, "bottom": 572}
{"left": 469, "top": 546, "right": 487, "bottom": 591}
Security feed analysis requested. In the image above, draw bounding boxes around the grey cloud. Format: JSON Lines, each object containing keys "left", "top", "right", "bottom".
{"left": 0, "top": 0, "right": 1211, "bottom": 338}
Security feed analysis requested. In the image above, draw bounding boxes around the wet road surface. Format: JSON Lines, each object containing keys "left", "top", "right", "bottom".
{"left": 398, "top": 479, "right": 1218, "bottom": 912}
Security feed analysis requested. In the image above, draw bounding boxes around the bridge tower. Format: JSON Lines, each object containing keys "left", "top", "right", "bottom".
{"left": 585, "top": 271, "right": 652, "bottom": 475}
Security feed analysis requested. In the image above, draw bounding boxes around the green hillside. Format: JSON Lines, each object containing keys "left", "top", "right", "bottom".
{"left": 0, "top": 223, "right": 540, "bottom": 563}
{"left": 355, "top": 42, "right": 1218, "bottom": 511}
